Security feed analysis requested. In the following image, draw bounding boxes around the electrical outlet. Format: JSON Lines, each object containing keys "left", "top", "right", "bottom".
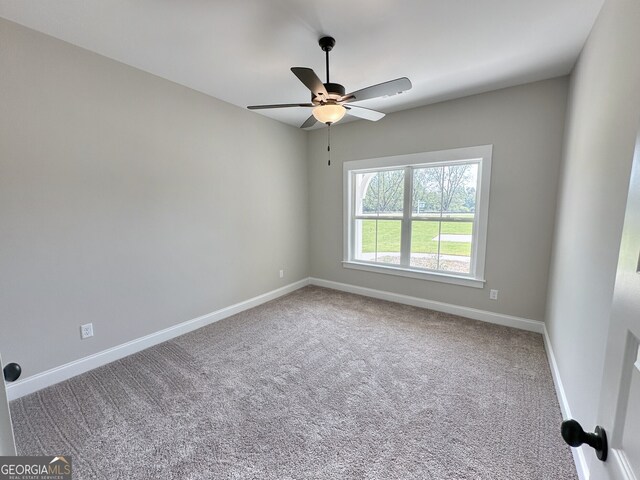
{"left": 279, "top": 269, "right": 284, "bottom": 278}
{"left": 80, "top": 323, "right": 94, "bottom": 339}
{"left": 489, "top": 289, "right": 499, "bottom": 300}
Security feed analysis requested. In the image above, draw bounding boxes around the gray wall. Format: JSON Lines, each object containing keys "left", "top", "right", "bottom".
{"left": 0, "top": 19, "right": 309, "bottom": 377}
{"left": 546, "top": 0, "right": 640, "bottom": 432}
{"left": 308, "top": 78, "right": 568, "bottom": 321}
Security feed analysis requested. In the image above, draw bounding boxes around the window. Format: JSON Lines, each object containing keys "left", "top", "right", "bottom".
{"left": 343, "top": 145, "right": 492, "bottom": 288}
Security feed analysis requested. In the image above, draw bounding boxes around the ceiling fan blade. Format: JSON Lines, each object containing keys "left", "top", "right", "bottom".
{"left": 291, "top": 67, "right": 329, "bottom": 98}
{"left": 300, "top": 115, "right": 318, "bottom": 129}
{"left": 343, "top": 77, "right": 412, "bottom": 103}
{"left": 345, "top": 105, "right": 385, "bottom": 121}
{"left": 247, "top": 103, "right": 314, "bottom": 110}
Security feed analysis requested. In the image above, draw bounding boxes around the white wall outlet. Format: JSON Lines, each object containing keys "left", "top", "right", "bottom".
{"left": 489, "top": 289, "right": 499, "bottom": 300}
{"left": 279, "top": 269, "right": 284, "bottom": 278}
{"left": 80, "top": 323, "right": 94, "bottom": 339}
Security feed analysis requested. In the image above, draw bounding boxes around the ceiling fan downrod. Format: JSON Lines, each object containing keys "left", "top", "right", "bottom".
{"left": 319, "top": 36, "right": 335, "bottom": 84}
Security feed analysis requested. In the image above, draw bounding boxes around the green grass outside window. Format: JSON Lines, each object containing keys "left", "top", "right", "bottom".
{"left": 361, "top": 219, "right": 473, "bottom": 256}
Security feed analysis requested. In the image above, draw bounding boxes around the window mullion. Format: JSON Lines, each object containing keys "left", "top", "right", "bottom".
{"left": 400, "top": 166, "right": 412, "bottom": 266}
{"left": 436, "top": 166, "right": 445, "bottom": 271}
{"left": 350, "top": 172, "right": 357, "bottom": 261}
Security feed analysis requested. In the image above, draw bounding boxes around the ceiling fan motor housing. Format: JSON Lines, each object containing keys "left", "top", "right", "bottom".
{"left": 313, "top": 82, "right": 345, "bottom": 103}
{"left": 324, "top": 83, "right": 345, "bottom": 97}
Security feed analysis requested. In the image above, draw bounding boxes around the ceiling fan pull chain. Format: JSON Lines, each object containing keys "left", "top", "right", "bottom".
{"left": 327, "top": 123, "right": 331, "bottom": 166}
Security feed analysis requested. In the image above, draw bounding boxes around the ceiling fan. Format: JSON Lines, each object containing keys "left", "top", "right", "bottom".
{"left": 247, "top": 36, "right": 412, "bottom": 128}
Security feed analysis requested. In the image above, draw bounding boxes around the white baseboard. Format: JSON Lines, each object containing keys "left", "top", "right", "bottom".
{"left": 309, "top": 277, "right": 544, "bottom": 333}
{"left": 6, "top": 278, "right": 310, "bottom": 401}
{"left": 543, "top": 324, "right": 589, "bottom": 480}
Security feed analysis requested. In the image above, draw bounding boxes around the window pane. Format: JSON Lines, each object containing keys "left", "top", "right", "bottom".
{"left": 410, "top": 220, "right": 439, "bottom": 269}
{"left": 410, "top": 162, "right": 478, "bottom": 274}
{"left": 412, "top": 166, "right": 442, "bottom": 216}
{"left": 410, "top": 220, "right": 473, "bottom": 273}
{"left": 441, "top": 163, "right": 478, "bottom": 216}
{"left": 355, "top": 219, "right": 401, "bottom": 265}
{"left": 413, "top": 163, "right": 479, "bottom": 218}
{"left": 438, "top": 221, "right": 473, "bottom": 274}
{"left": 356, "top": 169, "right": 405, "bottom": 216}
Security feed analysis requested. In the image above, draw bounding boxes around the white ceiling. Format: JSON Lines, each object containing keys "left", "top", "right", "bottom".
{"left": 0, "top": 0, "right": 604, "bottom": 128}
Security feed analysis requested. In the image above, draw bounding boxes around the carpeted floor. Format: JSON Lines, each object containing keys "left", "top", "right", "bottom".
{"left": 10, "top": 286, "right": 577, "bottom": 479}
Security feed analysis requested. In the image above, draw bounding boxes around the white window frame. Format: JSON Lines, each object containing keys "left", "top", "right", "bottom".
{"left": 343, "top": 145, "right": 492, "bottom": 288}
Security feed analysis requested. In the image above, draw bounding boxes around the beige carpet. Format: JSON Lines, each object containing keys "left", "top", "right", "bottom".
{"left": 10, "top": 286, "right": 577, "bottom": 479}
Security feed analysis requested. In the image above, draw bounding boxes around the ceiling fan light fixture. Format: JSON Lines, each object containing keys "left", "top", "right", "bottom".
{"left": 312, "top": 104, "right": 346, "bottom": 125}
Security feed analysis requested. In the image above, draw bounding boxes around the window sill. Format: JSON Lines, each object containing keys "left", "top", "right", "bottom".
{"left": 342, "top": 261, "right": 485, "bottom": 288}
